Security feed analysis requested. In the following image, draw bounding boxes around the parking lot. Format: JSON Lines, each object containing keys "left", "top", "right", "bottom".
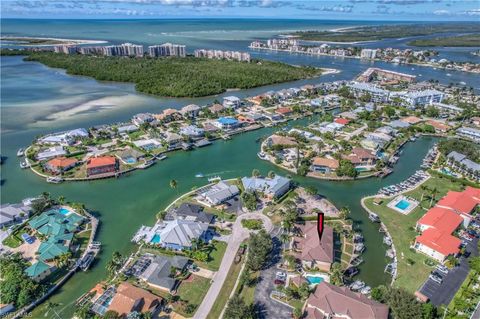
{"left": 418, "top": 237, "right": 479, "bottom": 307}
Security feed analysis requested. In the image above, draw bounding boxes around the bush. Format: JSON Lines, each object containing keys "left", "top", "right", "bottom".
{"left": 241, "top": 219, "right": 263, "bottom": 230}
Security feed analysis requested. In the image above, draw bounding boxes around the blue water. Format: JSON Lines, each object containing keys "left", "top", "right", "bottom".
{"left": 306, "top": 275, "right": 324, "bottom": 285}
{"left": 59, "top": 208, "right": 71, "bottom": 215}
{"left": 395, "top": 199, "right": 411, "bottom": 210}
{"left": 150, "top": 234, "right": 161, "bottom": 244}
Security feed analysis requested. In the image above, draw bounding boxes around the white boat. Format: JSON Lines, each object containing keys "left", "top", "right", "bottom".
{"left": 257, "top": 152, "right": 267, "bottom": 159}
{"left": 446, "top": 73, "right": 452, "bottom": 77}
{"left": 46, "top": 176, "right": 64, "bottom": 184}
{"left": 20, "top": 161, "right": 29, "bottom": 169}
{"left": 208, "top": 176, "right": 221, "bottom": 183}
{"left": 383, "top": 236, "right": 392, "bottom": 246}
{"left": 350, "top": 280, "right": 365, "bottom": 291}
{"left": 17, "top": 148, "right": 25, "bottom": 157}
{"left": 195, "top": 173, "right": 204, "bottom": 178}
{"left": 157, "top": 154, "right": 167, "bottom": 160}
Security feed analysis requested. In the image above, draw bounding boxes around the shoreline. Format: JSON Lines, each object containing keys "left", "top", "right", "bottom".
{"left": 0, "top": 36, "right": 108, "bottom": 47}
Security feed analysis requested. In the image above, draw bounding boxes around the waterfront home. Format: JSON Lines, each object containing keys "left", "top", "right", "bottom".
{"left": 344, "top": 147, "right": 377, "bottom": 168}
{"left": 447, "top": 151, "right": 480, "bottom": 180}
{"left": 0, "top": 199, "right": 32, "bottom": 228}
{"left": 213, "top": 117, "right": 240, "bottom": 130}
{"left": 414, "top": 207, "right": 463, "bottom": 262}
{"left": 223, "top": 96, "right": 241, "bottom": 109}
{"left": 292, "top": 222, "right": 334, "bottom": 271}
{"left": 375, "top": 126, "right": 397, "bottom": 136}
{"left": 401, "top": 89, "right": 445, "bottom": 107}
{"left": 132, "top": 113, "right": 155, "bottom": 126}
{"left": 179, "top": 125, "right": 205, "bottom": 138}
{"left": 266, "top": 134, "right": 298, "bottom": 148}
{"left": 117, "top": 124, "right": 139, "bottom": 134}
{"left": 132, "top": 138, "right": 162, "bottom": 151}
{"left": 303, "top": 281, "right": 389, "bottom": 319}
{"left": 275, "top": 107, "right": 293, "bottom": 116}
{"left": 180, "top": 104, "right": 201, "bottom": 119}
{"left": 38, "top": 128, "right": 89, "bottom": 146}
{"left": 334, "top": 118, "right": 350, "bottom": 126}
{"left": 241, "top": 175, "right": 291, "bottom": 199}
{"left": 163, "top": 132, "right": 183, "bottom": 147}
{"left": 264, "top": 113, "right": 284, "bottom": 122}
{"left": 36, "top": 146, "right": 67, "bottom": 161}
{"left": 209, "top": 103, "right": 225, "bottom": 114}
{"left": 154, "top": 109, "right": 181, "bottom": 122}
{"left": 365, "top": 132, "right": 393, "bottom": 145}
{"left": 86, "top": 156, "right": 118, "bottom": 177}
{"left": 337, "top": 111, "right": 358, "bottom": 120}
{"left": 456, "top": 127, "right": 480, "bottom": 143}
{"left": 44, "top": 156, "right": 78, "bottom": 174}
{"left": 134, "top": 219, "right": 209, "bottom": 250}
{"left": 347, "top": 82, "right": 390, "bottom": 103}
{"left": 139, "top": 254, "right": 189, "bottom": 292}
{"left": 108, "top": 282, "right": 162, "bottom": 317}
{"left": 401, "top": 116, "right": 422, "bottom": 125}
{"left": 311, "top": 157, "right": 339, "bottom": 174}
{"left": 25, "top": 261, "right": 53, "bottom": 282}
{"left": 425, "top": 120, "right": 451, "bottom": 133}
{"left": 115, "top": 148, "right": 145, "bottom": 165}
{"left": 361, "top": 138, "right": 382, "bottom": 151}
{"left": 198, "top": 181, "right": 240, "bottom": 206}
{"left": 436, "top": 186, "right": 480, "bottom": 227}
{"left": 203, "top": 122, "right": 220, "bottom": 133}
{"left": 165, "top": 203, "right": 214, "bottom": 224}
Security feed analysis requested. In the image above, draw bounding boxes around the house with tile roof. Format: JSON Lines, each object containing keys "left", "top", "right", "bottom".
{"left": 108, "top": 282, "right": 162, "bottom": 317}
{"left": 44, "top": 157, "right": 78, "bottom": 174}
{"left": 25, "top": 261, "right": 53, "bottom": 282}
{"left": 304, "top": 281, "right": 389, "bottom": 319}
{"left": 311, "top": 157, "right": 339, "bottom": 174}
{"left": 292, "top": 222, "right": 334, "bottom": 271}
{"left": 241, "top": 175, "right": 291, "bottom": 199}
{"left": 436, "top": 186, "right": 480, "bottom": 227}
{"left": 86, "top": 156, "right": 118, "bottom": 177}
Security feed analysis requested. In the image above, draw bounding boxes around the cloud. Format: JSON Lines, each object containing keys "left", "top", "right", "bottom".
{"left": 433, "top": 9, "right": 450, "bottom": 15}
{"left": 463, "top": 8, "right": 480, "bottom": 15}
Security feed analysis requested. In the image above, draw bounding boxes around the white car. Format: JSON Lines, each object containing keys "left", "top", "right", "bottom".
{"left": 429, "top": 274, "right": 443, "bottom": 284}
{"left": 436, "top": 265, "right": 449, "bottom": 275}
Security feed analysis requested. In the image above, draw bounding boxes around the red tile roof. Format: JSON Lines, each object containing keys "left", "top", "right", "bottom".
{"left": 436, "top": 187, "right": 480, "bottom": 215}
{"left": 312, "top": 157, "right": 339, "bottom": 169}
{"left": 294, "top": 222, "right": 334, "bottom": 264}
{"left": 306, "top": 282, "right": 389, "bottom": 319}
{"left": 108, "top": 282, "right": 161, "bottom": 316}
{"left": 87, "top": 156, "right": 117, "bottom": 168}
{"left": 47, "top": 156, "right": 77, "bottom": 168}
{"left": 276, "top": 107, "right": 293, "bottom": 115}
{"left": 334, "top": 118, "right": 350, "bottom": 125}
{"left": 417, "top": 207, "right": 463, "bottom": 234}
{"left": 416, "top": 228, "right": 461, "bottom": 257}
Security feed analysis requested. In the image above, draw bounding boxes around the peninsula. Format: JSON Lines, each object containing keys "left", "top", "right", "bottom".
{"left": 1, "top": 50, "right": 322, "bottom": 98}
{"left": 408, "top": 34, "right": 480, "bottom": 47}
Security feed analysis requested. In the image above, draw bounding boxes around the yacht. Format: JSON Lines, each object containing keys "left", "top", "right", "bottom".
{"left": 157, "top": 154, "right": 167, "bottom": 160}
{"left": 349, "top": 280, "right": 365, "bottom": 291}
{"left": 195, "top": 173, "right": 204, "bottom": 178}
{"left": 46, "top": 176, "right": 64, "bottom": 184}
{"left": 360, "top": 286, "right": 372, "bottom": 295}
{"left": 20, "top": 161, "right": 29, "bottom": 169}
{"left": 208, "top": 176, "right": 221, "bottom": 183}
{"left": 17, "top": 148, "right": 25, "bottom": 157}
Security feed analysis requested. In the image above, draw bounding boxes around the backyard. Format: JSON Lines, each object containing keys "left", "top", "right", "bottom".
{"left": 363, "top": 175, "right": 466, "bottom": 293}
{"left": 174, "top": 274, "right": 211, "bottom": 317}
{"left": 195, "top": 240, "right": 227, "bottom": 271}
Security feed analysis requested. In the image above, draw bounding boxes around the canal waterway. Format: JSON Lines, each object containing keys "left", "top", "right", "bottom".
{"left": 0, "top": 18, "right": 470, "bottom": 318}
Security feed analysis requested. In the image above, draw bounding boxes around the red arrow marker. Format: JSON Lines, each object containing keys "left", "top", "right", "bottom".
{"left": 317, "top": 212, "right": 325, "bottom": 241}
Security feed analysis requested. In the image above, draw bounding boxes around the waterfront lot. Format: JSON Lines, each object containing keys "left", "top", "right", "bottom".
{"left": 364, "top": 175, "right": 465, "bottom": 293}
{"left": 173, "top": 274, "right": 211, "bottom": 317}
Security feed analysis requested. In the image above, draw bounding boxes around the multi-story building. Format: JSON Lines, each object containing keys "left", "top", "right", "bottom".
{"left": 360, "top": 49, "right": 377, "bottom": 60}
{"left": 102, "top": 43, "right": 143, "bottom": 57}
{"left": 148, "top": 43, "right": 186, "bottom": 57}
{"left": 78, "top": 46, "right": 104, "bottom": 55}
{"left": 347, "top": 82, "right": 390, "bottom": 103}
{"left": 456, "top": 127, "right": 480, "bottom": 143}
{"left": 194, "top": 49, "right": 250, "bottom": 62}
{"left": 401, "top": 89, "right": 445, "bottom": 107}
{"left": 54, "top": 45, "right": 78, "bottom": 54}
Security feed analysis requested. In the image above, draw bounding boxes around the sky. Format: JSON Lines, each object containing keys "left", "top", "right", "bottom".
{"left": 1, "top": 0, "right": 479, "bottom": 20}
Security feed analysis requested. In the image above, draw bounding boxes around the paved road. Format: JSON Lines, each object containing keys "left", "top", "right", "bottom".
{"left": 193, "top": 213, "right": 273, "bottom": 319}
{"left": 254, "top": 235, "right": 292, "bottom": 319}
{"left": 419, "top": 237, "right": 479, "bottom": 307}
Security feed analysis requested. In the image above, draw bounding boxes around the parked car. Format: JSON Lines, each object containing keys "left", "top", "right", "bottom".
{"left": 429, "top": 273, "right": 443, "bottom": 284}
{"left": 436, "top": 264, "right": 449, "bottom": 275}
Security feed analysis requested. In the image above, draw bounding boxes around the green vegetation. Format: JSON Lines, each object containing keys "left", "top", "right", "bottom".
{"left": 6, "top": 51, "right": 321, "bottom": 97}
{"left": 371, "top": 285, "right": 439, "bottom": 319}
{"left": 0, "top": 253, "right": 46, "bottom": 308}
{"left": 207, "top": 247, "right": 245, "bottom": 319}
{"left": 192, "top": 240, "right": 227, "bottom": 271}
{"left": 241, "top": 192, "right": 258, "bottom": 211}
{"left": 364, "top": 175, "right": 465, "bottom": 293}
{"left": 409, "top": 34, "right": 480, "bottom": 47}
{"left": 438, "top": 138, "right": 479, "bottom": 162}
{"left": 175, "top": 275, "right": 211, "bottom": 317}
{"left": 1, "top": 37, "right": 68, "bottom": 45}
{"left": 245, "top": 230, "right": 272, "bottom": 271}
{"left": 224, "top": 294, "right": 255, "bottom": 319}
{"left": 336, "top": 159, "right": 358, "bottom": 178}
{"left": 446, "top": 256, "right": 480, "bottom": 318}
{"left": 241, "top": 219, "right": 263, "bottom": 230}
{"left": 292, "top": 23, "right": 480, "bottom": 42}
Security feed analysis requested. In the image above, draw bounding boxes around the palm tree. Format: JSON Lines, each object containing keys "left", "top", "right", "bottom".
{"left": 267, "top": 171, "right": 275, "bottom": 179}
{"left": 339, "top": 207, "right": 350, "bottom": 220}
{"left": 420, "top": 185, "right": 429, "bottom": 202}
{"left": 430, "top": 187, "right": 438, "bottom": 207}
{"left": 57, "top": 195, "right": 66, "bottom": 205}
{"left": 169, "top": 179, "right": 178, "bottom": 194}
{"left": 280, "top": 232, "right": 290, "bottom": 253}
{"left": 55, "top": 252, "right": 72, "bottom": 268}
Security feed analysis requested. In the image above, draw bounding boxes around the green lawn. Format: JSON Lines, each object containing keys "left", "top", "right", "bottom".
{"left": 237, "top": 270, "right": 259, "bottom": 305}
{"left": 174, "top": 274, "right": 211, "bottom": 317}
{"left": 195, "top": 240, "right": 227, "bottom": 271}
{"left": 207, "top": 251, "right": 244, "bottom": 319}
{"left": 2, "top": 233, "right": 23, "bottom": 248}
{"left": 363, "top": 175, "right": 466, "bottom": 293}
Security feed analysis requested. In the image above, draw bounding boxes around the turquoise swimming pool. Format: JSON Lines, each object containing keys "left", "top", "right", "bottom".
{"left": 306, "top": 275, "right": 324, "bottom": 285}
{"left": 59, "top": 208, "right": 71, "bottom": 215}
{"left": 395, "top": 199, "right": 410, "bottom": 211}
{"left": 150, "top": 234, "right": 161, "bottom": 244}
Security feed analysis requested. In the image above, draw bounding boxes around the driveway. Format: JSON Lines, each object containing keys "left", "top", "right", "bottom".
{"left": 193, "top": 212, "right": 273, "bottom": 319}
{"left": 418, "top": 237, "right": 479, "bottom": 307}
{"left": 254, "top": 236, "right": 292, "bottom": 319}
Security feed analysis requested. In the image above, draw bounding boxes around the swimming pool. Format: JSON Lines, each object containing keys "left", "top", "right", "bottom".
{"left": 395, "top": 200, "right": 410, "bottom": 210}
{"left": 306, "top": 275, "right": 324, "bottom": 285}
{"left": 150, "top": 234, "right": 161, "bottom": 244}
{"left": 124, "top": 157, "right": 137, "bottom": 164}
{"left": 59, "top": 208, "right": 72, "bottom": 215}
